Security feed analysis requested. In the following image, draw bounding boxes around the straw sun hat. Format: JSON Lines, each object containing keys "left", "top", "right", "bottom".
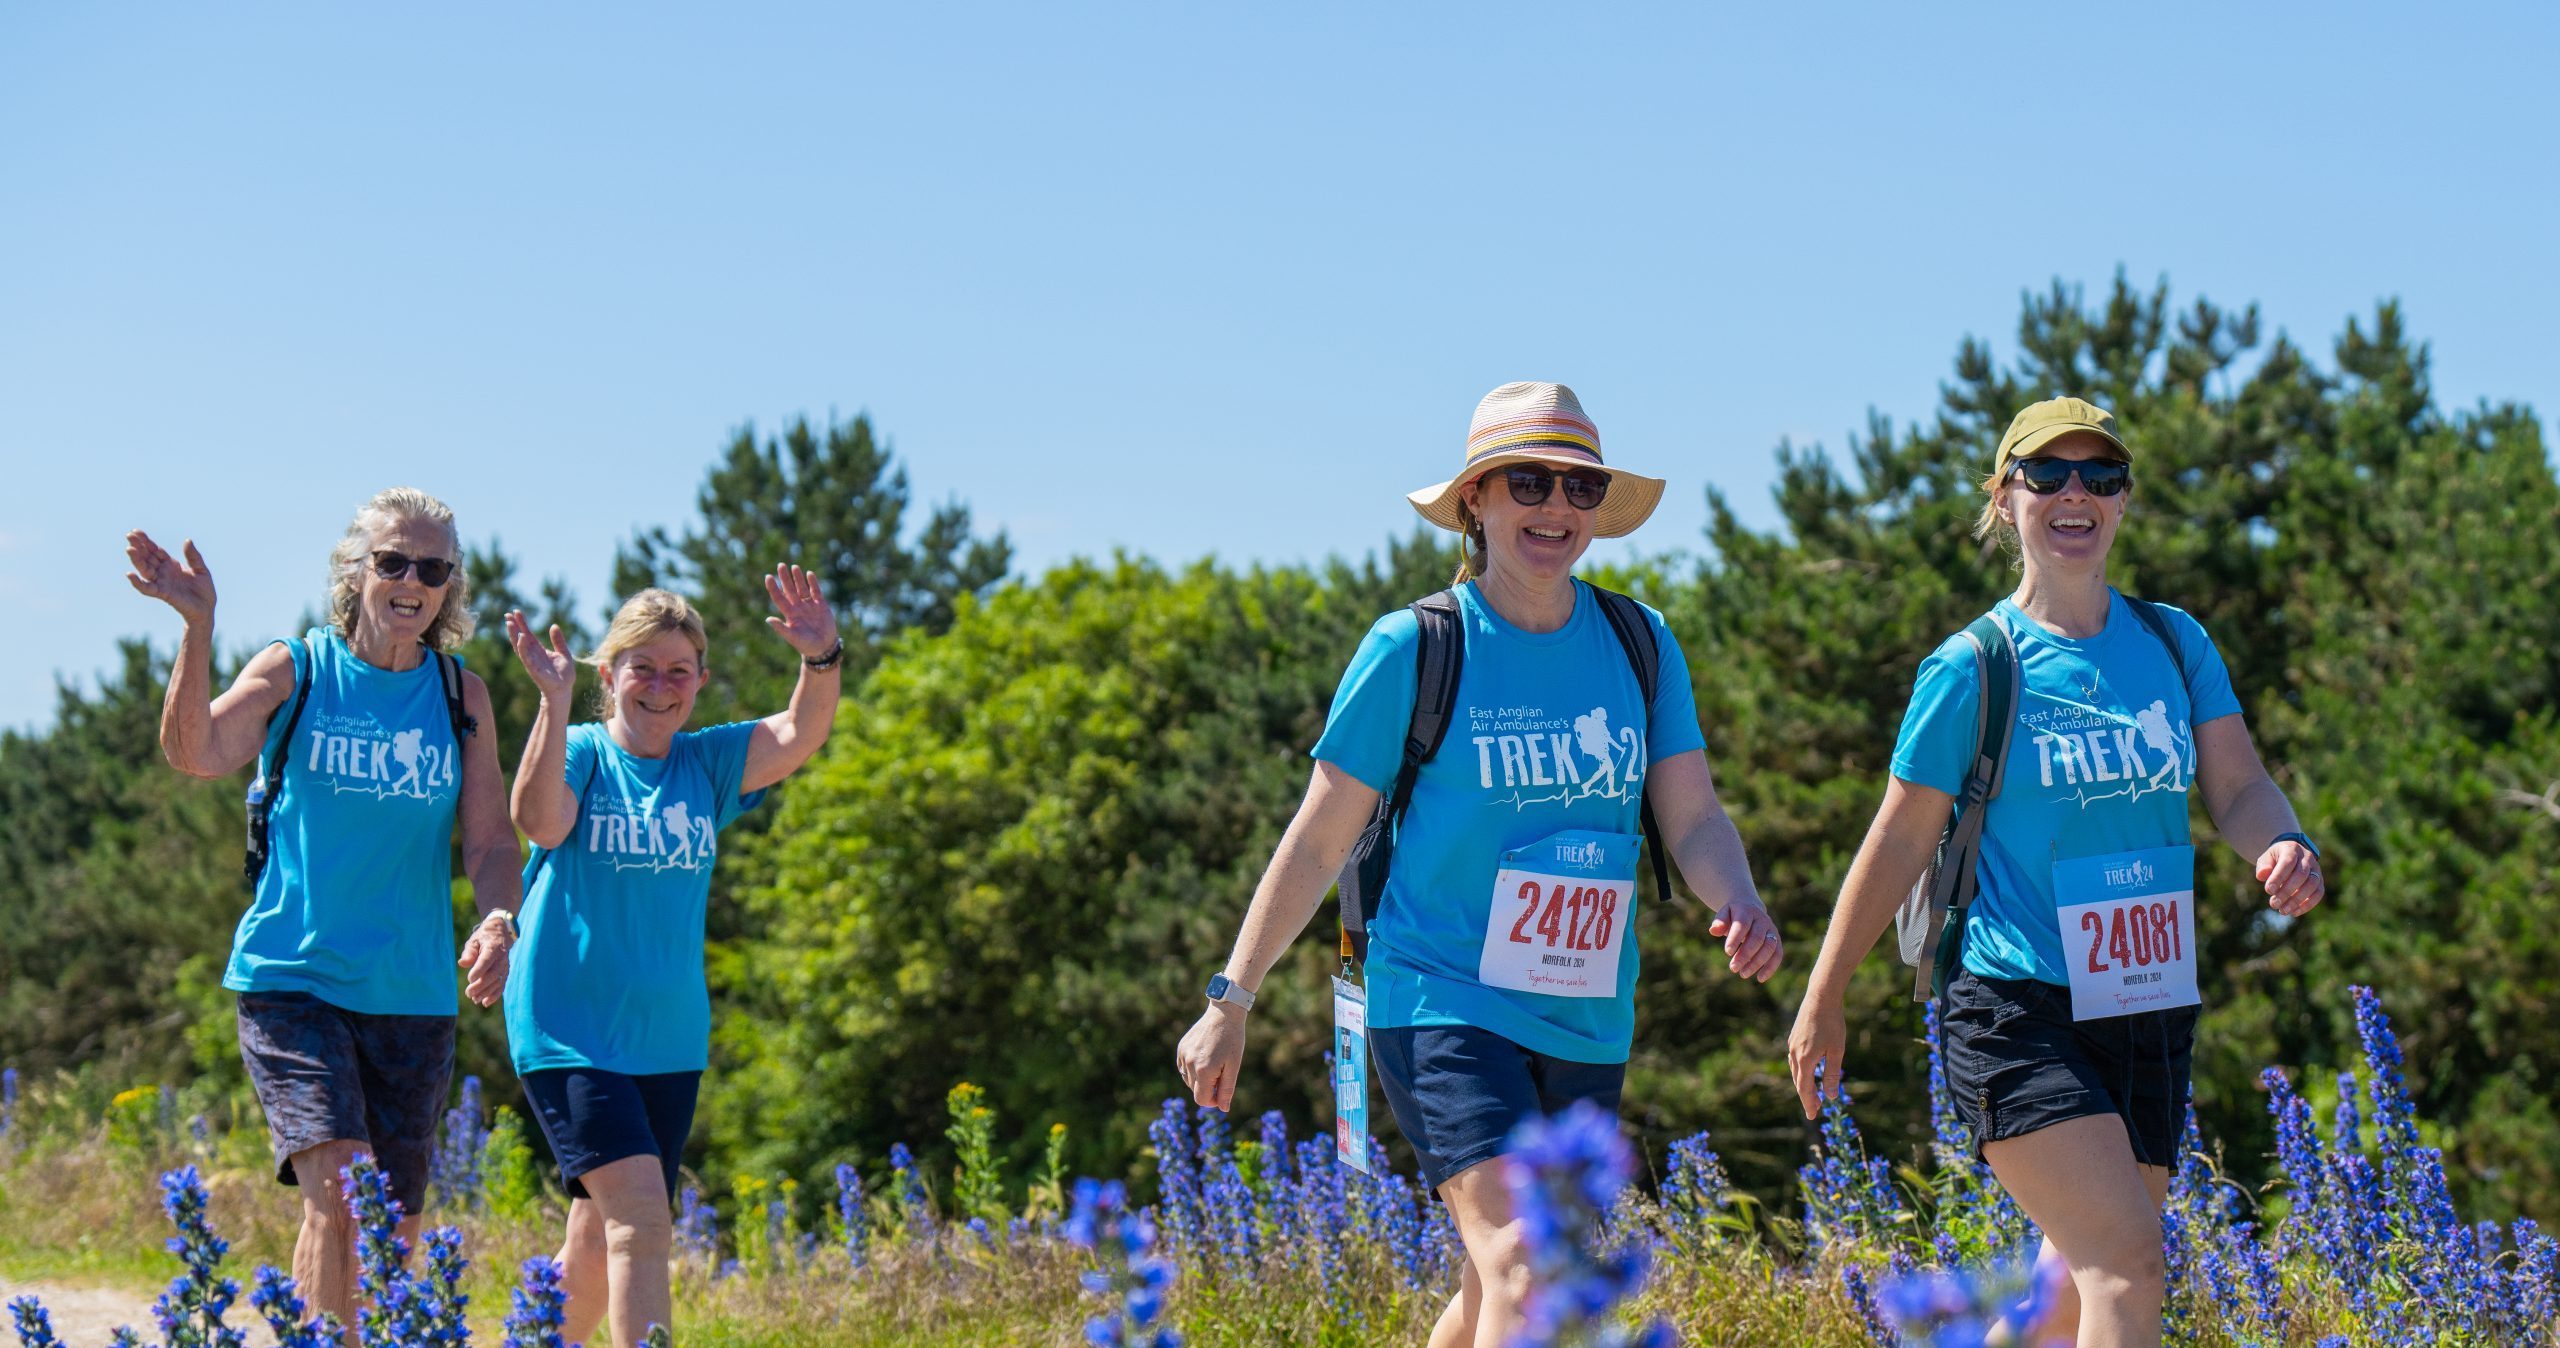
{"left": 1406, "top": 382, "right": 1666, "bottom": 539}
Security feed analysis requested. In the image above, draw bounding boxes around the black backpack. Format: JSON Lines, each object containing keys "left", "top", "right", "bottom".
{"left": 1335, "top": 585, "right": 1675, "bottom": 969}
{"left": 1891, "top": 596, "right": 2198, "bottom": 1002}
{"left": 243, "top": 638, "right": 476, "bottom": 888}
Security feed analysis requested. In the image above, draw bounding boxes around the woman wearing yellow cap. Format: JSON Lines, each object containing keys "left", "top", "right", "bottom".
{"left": 1785, "top": 397, "right": 2324, "bottom": 1345}
{"left": 1176, "top": 382, "right": 1781, "bottom": 1348}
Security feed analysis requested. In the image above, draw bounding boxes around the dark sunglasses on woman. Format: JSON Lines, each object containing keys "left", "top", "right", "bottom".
{"left": 1500, "top": 464, "right": 1612, "bottom": 510}
{"left": 368, "top": 550, "right": 456, "bottom": 587}
{"left": 2007, "top": 456, "right": 2132, "bottom": 497}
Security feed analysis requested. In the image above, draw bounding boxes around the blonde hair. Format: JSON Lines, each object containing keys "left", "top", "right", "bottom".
{"left": 327, "top": 487, "right": 473, "bottom": 652}
{"left": 589, "top": 589, "right": 709, "bottom": 718}
{"left": 1972, "top": 463, "right": 2017, "bottom": 554}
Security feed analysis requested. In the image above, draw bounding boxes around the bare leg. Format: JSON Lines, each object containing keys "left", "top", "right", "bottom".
{"left": 1984, "top": 1115, "right": 2166, "bottom": 1348}
{"left": 556, "top": 1197, "right": 612, "bottom": 1348}
{"left": 1428, "top": 1256, "right": 1483, "bottom": 1348}
{"left": 578, "top": 1155, "right": 674, "bottom": 1348}
{"left": 2023, "top": 1162, "right": 2170, "bottom": 1345}
{"left": 286, "top": 1140, "right": 365, "bottom": 1345}
{"left": 1438, "top": 1160, "right": 1532, "bottom": 1348}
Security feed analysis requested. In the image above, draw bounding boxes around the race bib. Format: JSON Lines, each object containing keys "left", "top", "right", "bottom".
{"left": 2054, "top": 845, "right": 2199, "bottom": 1021}
{"left": 1477, "top": 829, "right": 1642, "bottom": 998}
{"left": 1331, "top": 976, "right": 1371, "bottom": 1173}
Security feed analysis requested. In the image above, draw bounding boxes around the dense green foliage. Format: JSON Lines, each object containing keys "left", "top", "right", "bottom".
{"left": 4, "top": 277, "right": 2553, "bottom": 1229}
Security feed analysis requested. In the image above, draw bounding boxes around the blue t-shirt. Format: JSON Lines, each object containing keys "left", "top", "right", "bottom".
{"left": 505, "top": 721, "right": 768, "bottom": 1075}
{"left": 227, "top": 629, "right": 468, "bottom": 1016}
{"left": 1890, "top": 593, "right": 2243, "bottom": 986}
{"left": 1313, "top": 581, "right": 1706, "bottom": 1063}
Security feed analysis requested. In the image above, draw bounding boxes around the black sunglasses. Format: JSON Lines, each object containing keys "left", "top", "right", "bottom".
{"left": 368, "top": 550, "right": 456, "bottom": 587}
{"left": 1499, "top": 464, "right": 1612, "bottom": 511}
{"left": 2007, "top": 456, "right": 2132, "bottom": 497}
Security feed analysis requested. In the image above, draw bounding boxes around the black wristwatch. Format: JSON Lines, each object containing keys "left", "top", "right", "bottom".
{"left": 2273, "top": 831, "right": 2320, "bottom": 861}
{"left": 804, "top": 639, "right": 846, "bottom": 671}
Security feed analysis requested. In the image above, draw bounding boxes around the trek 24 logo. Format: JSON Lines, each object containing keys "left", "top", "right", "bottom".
{"left": 1467, "top": 704, "right": 1646, "bottom": 811}
{"left": 2025, "top": 696, "right": 2194, "bottom": 810}
{"left": 301, "top": 712, "right": 457, "bottom": 801}
{"left": 585, "top": 798, "right": 719, "bottom": 875}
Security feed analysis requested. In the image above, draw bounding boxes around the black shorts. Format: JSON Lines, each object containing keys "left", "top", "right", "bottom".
{"left": 235, "top": 990, "right": 456, "bottom": 1216}
{"left": 1941, "top": 969, "right": 2198, "bottom": 1168}
{"left": 1369, "top": 1023, "right": 1625, "bottom": 1193}
{"left": 519, "top": 1067, "right": 701, "bottom": 1202}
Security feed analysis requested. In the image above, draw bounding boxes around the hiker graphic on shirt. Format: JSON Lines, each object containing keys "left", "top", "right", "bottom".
{"left": 1474, "top": 704, "right": 1646, "bottom": 811}
{"left": 304, "top": 711, "right": 458, "bottom": 802}
{"left": 587, "top": 796, "right": 720, "bottom": 874}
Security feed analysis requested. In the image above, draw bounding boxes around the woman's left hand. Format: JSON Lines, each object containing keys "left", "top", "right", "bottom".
{"left": 1708, "top": 897, "right": 1785, "bottom": 982}
{"left": 2256, "top": 840, "right": 2325, "bottom": 918}
{"left": 457, "top": 912, "right": 515, "bottom": 1007}
{"left": 765, "top": 563, "right": 840, "bottom": 660}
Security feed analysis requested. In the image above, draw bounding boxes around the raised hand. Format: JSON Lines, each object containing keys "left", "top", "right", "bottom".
{"left": 763, "top": 563, "right": 839, "bottom": 660}
{"left": 125, "top": 530, "right": 217, "bottom": 625}
{"left": 505, "top": 609, "right": 578, "bottom": 703}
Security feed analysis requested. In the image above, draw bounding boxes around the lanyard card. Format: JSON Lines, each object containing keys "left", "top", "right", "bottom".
{"left": 2053, "top": 845, "right": 2200, "bottom": 1021}
{"left": 1477, "top": 829, "right": 1643, "bottom": 998}
{"left": 1331, "top": 975, "right": 1372, "bottom": 1174}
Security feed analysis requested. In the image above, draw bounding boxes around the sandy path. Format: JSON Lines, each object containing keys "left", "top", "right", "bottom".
{"left": 0, "top": 1275, "right": 281, "bottom": 1346}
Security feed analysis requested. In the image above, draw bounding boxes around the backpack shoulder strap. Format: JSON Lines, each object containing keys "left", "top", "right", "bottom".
{"left": 1337, "top": 590, "right": 1466, "bottom": 969}
{"left": 1961, "top": 612, "right": 2021, "bottom": 806}
{"left": 2121, "top": 595, "right": 2196, "bottom": 697}
{"left": 1590, "top": 587, "right": 1660, "bottom": 704}
{"left": 1590, "top": 586, "right": 1677, "bottom": 905}
{"left": 264, "top": 637, "right": 319, "bottom": 774}
{"left": 432, "top": 648, "right": 478, "bottom": 743}
{"left": 1911, "top": 611, "right": 2020, "bottom": 1001}
{"left": 1393, "top": 590, "right": 1465, "bottom": 821}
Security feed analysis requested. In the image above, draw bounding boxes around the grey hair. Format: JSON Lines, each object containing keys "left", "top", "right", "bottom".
{"left": 326, "top": 487, "right": 474, "bottom": 652}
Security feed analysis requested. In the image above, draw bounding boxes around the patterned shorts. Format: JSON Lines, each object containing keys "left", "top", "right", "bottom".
{"left": 235, "top": 990, "right": 455, "bottom": 1217}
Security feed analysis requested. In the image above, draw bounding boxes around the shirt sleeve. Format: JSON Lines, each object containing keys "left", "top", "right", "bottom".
{"left": 2164, "top": 605, "right": 2243, "bottom": 724}
{"left": 687, "top": 720, "right": 772, "bottom": 829}
{"left": 1890, "top": 637, "right": 1982, "bottom": 796}
{"left": 1642, "top": 604, "right": 1707, "bottom": 762}
{"left": 562, "top": 723, "right": 602, "bottom": 799}
{"left": 1309, "top": 611, "right": 1421, "bottom": 794}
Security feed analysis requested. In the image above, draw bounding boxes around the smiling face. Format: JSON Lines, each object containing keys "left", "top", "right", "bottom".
{"left": 353, "top": 514, "right": 459, "bottom": 647}
{"left": 1999, "top": 431, "right": 2128, "bottom": 572}
{"left": 1460, "top": 462, "right": 1598, "bottom": 586}
{"left": 605, "top": 629, "right": 706, "bottom": 737}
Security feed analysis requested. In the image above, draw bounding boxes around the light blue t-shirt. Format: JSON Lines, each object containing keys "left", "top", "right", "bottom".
{"left": 1890, "top": 593, "right": 2243, "bottom": 987}
{"left": 1313, "top": 581, "right": 1706, "bottom": 1064}
{"left": 505, "top": 721, "right": 768, "bottom": 1075}
{"left": 227, "top": 629, "right": 468, "bottom": 1016}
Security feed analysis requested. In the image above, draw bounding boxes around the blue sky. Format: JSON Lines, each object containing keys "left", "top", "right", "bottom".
{"left": 4, "top": 3, "right": 2553, "bottom": 731}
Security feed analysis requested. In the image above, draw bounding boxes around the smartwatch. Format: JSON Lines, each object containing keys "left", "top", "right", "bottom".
{"left": 1204, "top": 973, "right": 1255, "bottom": 1011}
{"left": 2273, "top": 831, "right": 2320, "bottom": 861}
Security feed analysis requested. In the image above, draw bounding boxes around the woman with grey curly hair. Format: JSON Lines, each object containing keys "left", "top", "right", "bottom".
{"left": 125, "top": 486, "right": 520, "bottom": 1335}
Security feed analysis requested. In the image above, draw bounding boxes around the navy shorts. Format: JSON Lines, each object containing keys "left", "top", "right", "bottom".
{"left": 235, "top": 990, "right": 456, "bottom": 1217}
{"left": 1942, "top": 969, "right": 2198, "bottom": 1168}
{"left": 1369, "top": 1023, "right": 1625, "bottom": 1193}
{"left": 519, "top": 1067, "right": 701, "bottom": 1201}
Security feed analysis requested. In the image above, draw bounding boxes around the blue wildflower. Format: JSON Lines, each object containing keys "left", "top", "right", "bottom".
{"left": 9, "top": 1297, "right": 64, "bottom": 1348}
{"left": 1064, "top": 1178, "right": 1180, "bottom": 1348}
{"left": 1501, "top": 1101, "right": 1667, "bottom": 1348}
{"left": 500, "top": 1255, "right": 568, "bottom": 1348}
{"left": 835, "top": 1163, "right": 869, "bottom": 1271}
{"left": 151, "top": 1165, "right": 247, "bottom": 1348}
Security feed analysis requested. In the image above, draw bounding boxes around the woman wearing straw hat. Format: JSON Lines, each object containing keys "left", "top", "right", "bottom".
{"left": 1785, "top": 397, "right": 2324, "bottom": 1346}
{"left": 1178, "top": 382, "right": 1782, "bottom": 1347}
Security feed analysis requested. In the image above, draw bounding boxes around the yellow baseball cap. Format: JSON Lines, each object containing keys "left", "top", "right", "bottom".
{"left": 1993, "top": 397, "right": 2131, "bottom": 479}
